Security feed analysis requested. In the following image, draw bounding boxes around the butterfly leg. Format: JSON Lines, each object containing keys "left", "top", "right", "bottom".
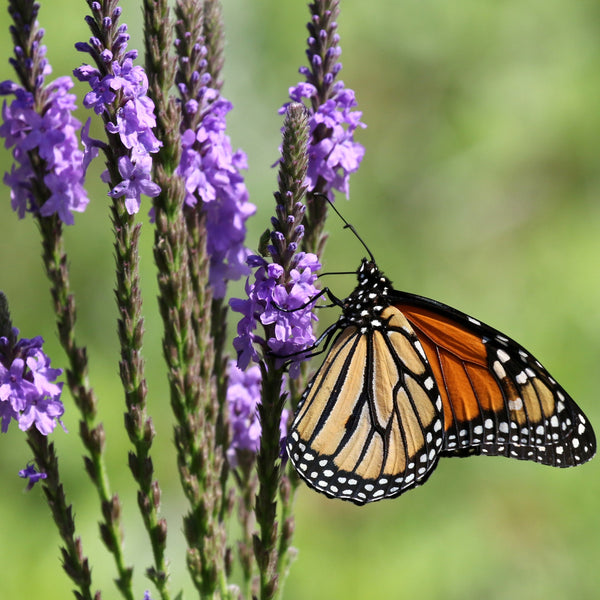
{"left": 272, "top": 287, "right": 344, "bottom": 314}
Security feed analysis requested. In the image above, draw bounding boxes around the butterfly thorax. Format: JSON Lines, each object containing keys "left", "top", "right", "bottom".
{"left": 339, "top": 259, "right": 393, "bottom": 333}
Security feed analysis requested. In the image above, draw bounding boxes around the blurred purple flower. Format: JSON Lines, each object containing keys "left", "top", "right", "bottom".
{"left": 226, "top": 361, "right": 289, "bottom": 467}
{"left": 175, "top": 29, "right": 255, "bottom": 298}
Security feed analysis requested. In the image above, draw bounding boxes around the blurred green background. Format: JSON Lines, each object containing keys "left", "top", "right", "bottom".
{"left": 1, "top": 0, "right": 600, "bottom": 598}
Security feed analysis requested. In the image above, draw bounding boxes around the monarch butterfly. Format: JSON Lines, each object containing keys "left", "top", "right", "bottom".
{"left": 286, "top": 211, "right": 596, "bottom": 505}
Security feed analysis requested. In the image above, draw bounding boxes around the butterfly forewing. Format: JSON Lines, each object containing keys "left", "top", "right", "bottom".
{"left": 287, "top": 305, "right": 445, "bottom": 505}
{"left": 395, "top": 293, "right": 596, "bottom": 467}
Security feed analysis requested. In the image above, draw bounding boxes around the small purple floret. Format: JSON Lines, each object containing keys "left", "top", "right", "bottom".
{"left": 108, "top": 155, "right": 161, "bottom": 214}
{"left": 19, "top": 463, "right": 47, "bottom": 490}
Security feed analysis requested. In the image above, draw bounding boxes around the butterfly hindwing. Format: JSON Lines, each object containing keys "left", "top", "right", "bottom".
{"left": 287, "top": 305, "right": 445, "bottom": 505}
{"left": 394, "top": 292, "right": 596, "bottom": 467}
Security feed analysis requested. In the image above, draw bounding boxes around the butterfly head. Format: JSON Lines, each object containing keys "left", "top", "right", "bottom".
{"left": 340, "top": 259, "right": 394, "bottom": 332}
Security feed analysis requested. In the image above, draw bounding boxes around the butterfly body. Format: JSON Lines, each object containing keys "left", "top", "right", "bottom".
{"left": 287, "top": 259, "right": 595, "bottom": 505}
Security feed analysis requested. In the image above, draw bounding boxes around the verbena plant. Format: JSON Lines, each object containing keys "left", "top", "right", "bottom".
{"left": 0, "top": 0, "right": 364, "bottom": 598}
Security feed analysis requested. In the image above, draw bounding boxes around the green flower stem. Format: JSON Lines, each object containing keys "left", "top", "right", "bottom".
{"left": 181, "top": 209, "right": 231, "bottom": 600}
{"left": 108, "top": 195, "right": 148, "bottom": 600}
{"left": 233, "top": 455, "right": 259, "bottom": 599}
{"left": 274, "top": 472, "right": 297, "bottom": 600}
{"left": 139, "top": 0, "right": 204, "bottom": 597}
{"left": 169, "top": 1, "right": 232, "bottom": 596}
{"left": 254, "top": 101, "right": 311, "bottom": 600}
{"left": 254, "top": 362, "right": 287, "bottom": 600}
{"left": 35, "top": 210, "right": 133, "bottom": 600}
{"left": 27, "top": 428, "right": 100, "bottom": 600}
{"left": 8, "top": 1, "right": 133, "bottom": 593}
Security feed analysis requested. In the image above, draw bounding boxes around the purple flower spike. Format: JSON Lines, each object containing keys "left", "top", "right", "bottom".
{"left": 1, "top": 19, "right": 90, "bottom": 224}
{"left": 231, "top": 252, "right": 321, "bottom": 378}
{"left": 226, "top": 361, "right": 289, "bottom": 467}
{"left": 280, "top": 0, "right": 365, "bottom": 201}
{"left": 19, "top": 463, "right": 47, "bottom": 491}
{"left": 231, "top": 104, "right": 320, "bottom": 376}
{"left": 75, "top": 5, "right": 162, "bottom": 214}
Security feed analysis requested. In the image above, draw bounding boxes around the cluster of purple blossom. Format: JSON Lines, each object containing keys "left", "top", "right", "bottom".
{"left": 0, "top": 76, "right": 90, "bottom": 224}
{"left": 0, "top": 329, "right": 64, "bottom": 436}
{"left": 74, "top": 8, "right": 161, "bottom": 215}
{"left": 226, "top": 361, "right": 288, "bottom": 467}
{"left": 284, "top": 81, "right": 365, "bottom": 198}
{"left": 176, "top": 67, "right": 255, "bottom": 298}
{"left": 230, "top": 250, "right": 321, "bottom": 378}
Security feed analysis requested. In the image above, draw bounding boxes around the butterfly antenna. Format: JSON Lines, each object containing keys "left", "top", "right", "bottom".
{"left": 314, "top": 193, "right": 376, "bottom": 263}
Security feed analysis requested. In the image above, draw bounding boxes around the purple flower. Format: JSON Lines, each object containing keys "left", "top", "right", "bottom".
{"left": 174, "top": 31, "right": 255, "bottom": 298}
{"left": 82, "top": 75, "right": 116, "bottom": 114}
{"left": 0, "top": 328, "right": 64, "bottom": 435}
{"left": 106, "top": 97, "right": 161, "bottom": 155}
{"left": 108, "top": 155, "right": 161, "bottom": 214}
{"left": 299, "top": 86, "right": 365, "bottom": 196}
{"left": 230, "top": 252, "right": 321, "bottom": 378}
{"left": 1, "top": 69, "right": 90, "bottom": 223}
{"left": 226, "top": 361, "right": 289, "bottom": 467}
{"left": 280, "top": 0, "right": 365, "bottom": 200}
{"left": 19, "top": 463, "right": 47, "bottom": 491}
{"left": 75, "top": 7, "right": 162, "bottom": 214}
